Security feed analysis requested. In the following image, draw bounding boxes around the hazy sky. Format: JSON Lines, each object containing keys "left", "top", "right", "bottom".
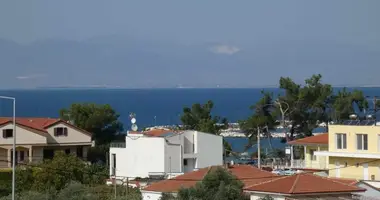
{"left": 0, "top": 0, "right": 379, "bottom": 88}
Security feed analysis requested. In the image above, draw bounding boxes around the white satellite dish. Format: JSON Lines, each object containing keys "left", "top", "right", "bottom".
{"left": 131, "top": 124, "right": 138, "bottom": 131}
{"left": 131, "top": 118, "right": 136, "bottom": 124}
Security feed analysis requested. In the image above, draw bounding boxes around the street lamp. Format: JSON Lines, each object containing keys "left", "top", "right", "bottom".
{"left": 0, "top": 96, "right": 16, "bottom": 200}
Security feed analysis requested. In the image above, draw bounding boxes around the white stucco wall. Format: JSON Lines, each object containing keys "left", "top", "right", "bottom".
{"left": 165, "top": 143, "right": 182, "bottom": 173}
{"left": 0, "top": 124, "right": 47, "bottom": 145}
{"left": 46, "top": 123, "right": 91, "bottom": 144}
{"left": 250, "top": 193, "right": 285, "bottom": 200}
{"left": 195, "top": 131, "right": 223, "bottom": 168}
{"left": 110, "top": 137, "right": 166, "bottom": 178}
{"left": 142, "top": 191, "right": 163, "bottom": 200}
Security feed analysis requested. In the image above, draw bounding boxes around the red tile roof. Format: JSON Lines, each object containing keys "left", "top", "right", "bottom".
{"left": 142, "top": 165, "right": 278, "bottom": 193}
{"left": 0, "top": 117, "right": 91, "bottom": 136}
{"left": 287, "top": 133, "right": 328, "bottom": 145}
{"left": 129, "top": 129, "right": 178, "bottom": 137}
{"left": 326, "top": 177, "right": 358, "bottom": 185}
{"left": 244, "top": 173, "right": 365, "bottom": 195}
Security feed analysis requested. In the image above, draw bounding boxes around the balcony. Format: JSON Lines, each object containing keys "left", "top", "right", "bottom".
{"left": 110, "top": 142, "right": 126, "bottom": 148}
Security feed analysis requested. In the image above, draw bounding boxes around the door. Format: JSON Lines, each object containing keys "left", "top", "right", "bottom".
{"left": 363, "top": 163, "right": 369, "bottom": 180}
{"left": 335, "top": 161, "right": 340, "bottom": 178}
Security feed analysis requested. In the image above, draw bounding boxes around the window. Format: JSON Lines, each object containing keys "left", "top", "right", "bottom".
{"left": 2, "top": 129, "right": 13, "bottom": 138}
{"left": 184, "top": 159, "right": 188, "bottom": 166}
{"left": 54, "top": 127, "right": 68, "bottom": 136}
{"left": 336, "top": 133, "right": 347, "bottom": 149}
{"left": 309, "top": 149, "right": 316, "bottom": 161}
{"left": 111, "top": 154, "right": 116, "bottom": 176}
{"left": 357, "top": 134, "right": 368, "bottom": 150}
{"left": 76, "top": 146, "right": 83, "bottom": 158}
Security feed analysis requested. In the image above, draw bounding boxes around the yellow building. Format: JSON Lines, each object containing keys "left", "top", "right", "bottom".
{"left": 315, "top": 123, "right": 380, "bottom": 181}
{"left": 288, "top": 133, "right": 329, "bottom": 170}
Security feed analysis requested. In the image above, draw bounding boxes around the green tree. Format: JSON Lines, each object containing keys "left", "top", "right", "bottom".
{"left": 59, "top": 103, "right": 124, "bottom": 145}
{"left": 32, "top": 151, "right": 87, "bottom": 191}
{"left": 177, "top": 167, "right": 249, "bottom": 200}
{"left": 332, "top": 88, "right": 368, "bottom": 121}
{"left": 180, "top": 100, "right": 232, "bottom": 155}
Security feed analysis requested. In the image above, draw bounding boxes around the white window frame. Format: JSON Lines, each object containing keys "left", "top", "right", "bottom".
{"left": 336, "top": 133, "right": 347, "bottom": 150}
{"left": 356, "top": 134, "right": 368, "bottom": 150}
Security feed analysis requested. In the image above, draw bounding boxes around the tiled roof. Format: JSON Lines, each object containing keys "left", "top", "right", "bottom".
{"left": 0, "top": 117, "right": 91, "bottom": 136}
{"left": 244, "top": 173, "right": 365, "bottom": 195}
{"left": 326, "top": 177, "right": 359, "bottom": 185}
{"left": 0, "top": 117, "right": 60, "bottom": 132}
{"left": 129, "top": 129, "right": 178, "bottom": 137}
{"left": 287, "top": 133, "right": 328, "bottom": 145}
{"left": 142, "top": 165, "right": 278, "bottom": 193}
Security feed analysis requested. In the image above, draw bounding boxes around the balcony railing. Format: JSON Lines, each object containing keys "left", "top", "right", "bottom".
{"left": 110, "top": 142, "right": 126, "bottom": 148}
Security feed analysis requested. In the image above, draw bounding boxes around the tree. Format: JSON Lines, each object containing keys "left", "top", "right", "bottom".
{"left": 60, "top": 103, "right": 124, "bottom": 145}
{"left": 32, "top": 151, "right": 87, "bottom": 191}
{"left": 240, "top": 74, "right": 369, "bottom": 144}
{"left": 332, "top": 88, "right": 368, "bottom": 121}
{"left": 180, "top": 100, "right": 232, "bottom": 155}
{"left": 177, "top": 167, "right": 249, "bottom": 200}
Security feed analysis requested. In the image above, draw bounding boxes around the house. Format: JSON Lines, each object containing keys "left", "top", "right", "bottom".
{"left": 0, "top": 117, "right": 92, "bottom": 168}
{"left": 141, "top": 165, "right": 278, "bottom": 200}
{"left": 109, "top": 129, "right": 223, "bottom": 181}
{"left": 287, "top": 133, "right": 329, "bottom": 170}
{"left": 315, "top": 122, "right": 380, "bottom": 181}
{"left": 244, "top": 173, "right": 365, "bottom": 200}
{"left": 141, "top": 164, "right": 365, "bottom": 200}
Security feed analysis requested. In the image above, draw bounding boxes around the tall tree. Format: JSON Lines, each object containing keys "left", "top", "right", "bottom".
{"left": 332, "top": 88, "right": 368, "bottom": 121}
{"left": 60, "top": 103, "right": 124, "bottom": 145}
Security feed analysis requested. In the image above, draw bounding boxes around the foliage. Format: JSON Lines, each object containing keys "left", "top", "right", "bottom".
{"left": 240, "top": 74, "right": 369, "bottom": 143}
{"left": 0, "top": 182, "right": 142, "bottom": 200}
{"left": 332, "top": 88, "right": 368, "bottom": 121}
{"left": 180, "top": 100, "right": 232, "bottom": 155}
{"left": 160, "top": 193, "right": 177, "bottom": 200}
{"left": 176, "top": 167, "right": 249, "bottom": 200}
{"left": 180, "top": 100, "right": 228, "bottom": 134}
{"left": 59, "top": 103, "right": 124, "bottom": 145}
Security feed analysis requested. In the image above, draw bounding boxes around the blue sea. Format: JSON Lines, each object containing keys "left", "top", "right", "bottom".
{"left": 0, "top": 88, "right": 379, "bottom": 152}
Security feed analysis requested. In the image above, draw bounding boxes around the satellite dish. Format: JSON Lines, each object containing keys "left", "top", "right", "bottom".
{"left": 131, "top": 118, "right": 136, "bottom": 124}
{"left": 131, "top": 124, "right": 138, "bottom": 131}
{"left": 349, "top": 114, "right": 358, "bottom": 120}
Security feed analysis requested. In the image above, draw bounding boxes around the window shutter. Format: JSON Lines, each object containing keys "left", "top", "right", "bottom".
{"left": 54, "top": 128, "right": 58, "bottom": 136}
{"left": 2, "top": 130, "right": 5, "bottom": 138}
{"left": 64, "top": 128, "right": 68, "bottom": 136}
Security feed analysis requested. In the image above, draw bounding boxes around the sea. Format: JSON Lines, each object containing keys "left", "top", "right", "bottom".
{"left": 0, "top": 87, "right": 379, "bottom": 153}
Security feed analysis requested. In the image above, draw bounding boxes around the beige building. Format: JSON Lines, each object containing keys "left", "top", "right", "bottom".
{"left": 0, "top": 117, "right": 92, "bottom": 168}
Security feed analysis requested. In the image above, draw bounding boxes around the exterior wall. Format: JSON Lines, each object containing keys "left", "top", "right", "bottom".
{"left": 329, "top": 157, "right": 380, "bottom": 180}
{"left": 166, "top": 131, "right": 195, "bottom": 154}
{"left": 328, "top": 125, "right": 380, "bottom": 153}
{"left": 0, "top": 124, "right": 47, "bottom": 145}
{"left": 195, "top": 131, "right": 223, "bottom": 168}
{"left": 110, "top": 137, "right": 166, "bottom": 178}
{"left": 142, "top": 191, "right": 163, "bottom": 200}
{"left": 250, "top": 193, "right": 285, "bottom": 200}
{"left": 304, "top": 145, "right": 328, "bottom": 169}
{"left": 46, "top": 123, "right": 91, "bottom": 144}
{"left": 164, "top": 143, "right": 182, "bottom": 173}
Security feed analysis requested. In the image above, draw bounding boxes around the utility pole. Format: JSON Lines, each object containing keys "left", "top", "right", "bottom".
{"left": 257, "top": 127, "right": 261, "bottom": 169}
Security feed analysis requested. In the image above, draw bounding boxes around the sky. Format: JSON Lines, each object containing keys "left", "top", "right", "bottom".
{"left": 0, "top": 0, "right": 379, "bottom": 88}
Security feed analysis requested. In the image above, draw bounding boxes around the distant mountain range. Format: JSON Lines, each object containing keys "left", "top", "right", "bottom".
{"left": 0, "top": 36, "right": 379, "bottom": 89}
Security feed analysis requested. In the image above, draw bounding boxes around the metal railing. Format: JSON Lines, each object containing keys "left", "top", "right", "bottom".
{"left": 110, "top": 142, "right": 126, "bottom": 148}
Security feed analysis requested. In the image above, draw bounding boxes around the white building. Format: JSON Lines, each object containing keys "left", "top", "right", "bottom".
{"left": 109, "top": 129, "right": 223, "bottom": 180}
